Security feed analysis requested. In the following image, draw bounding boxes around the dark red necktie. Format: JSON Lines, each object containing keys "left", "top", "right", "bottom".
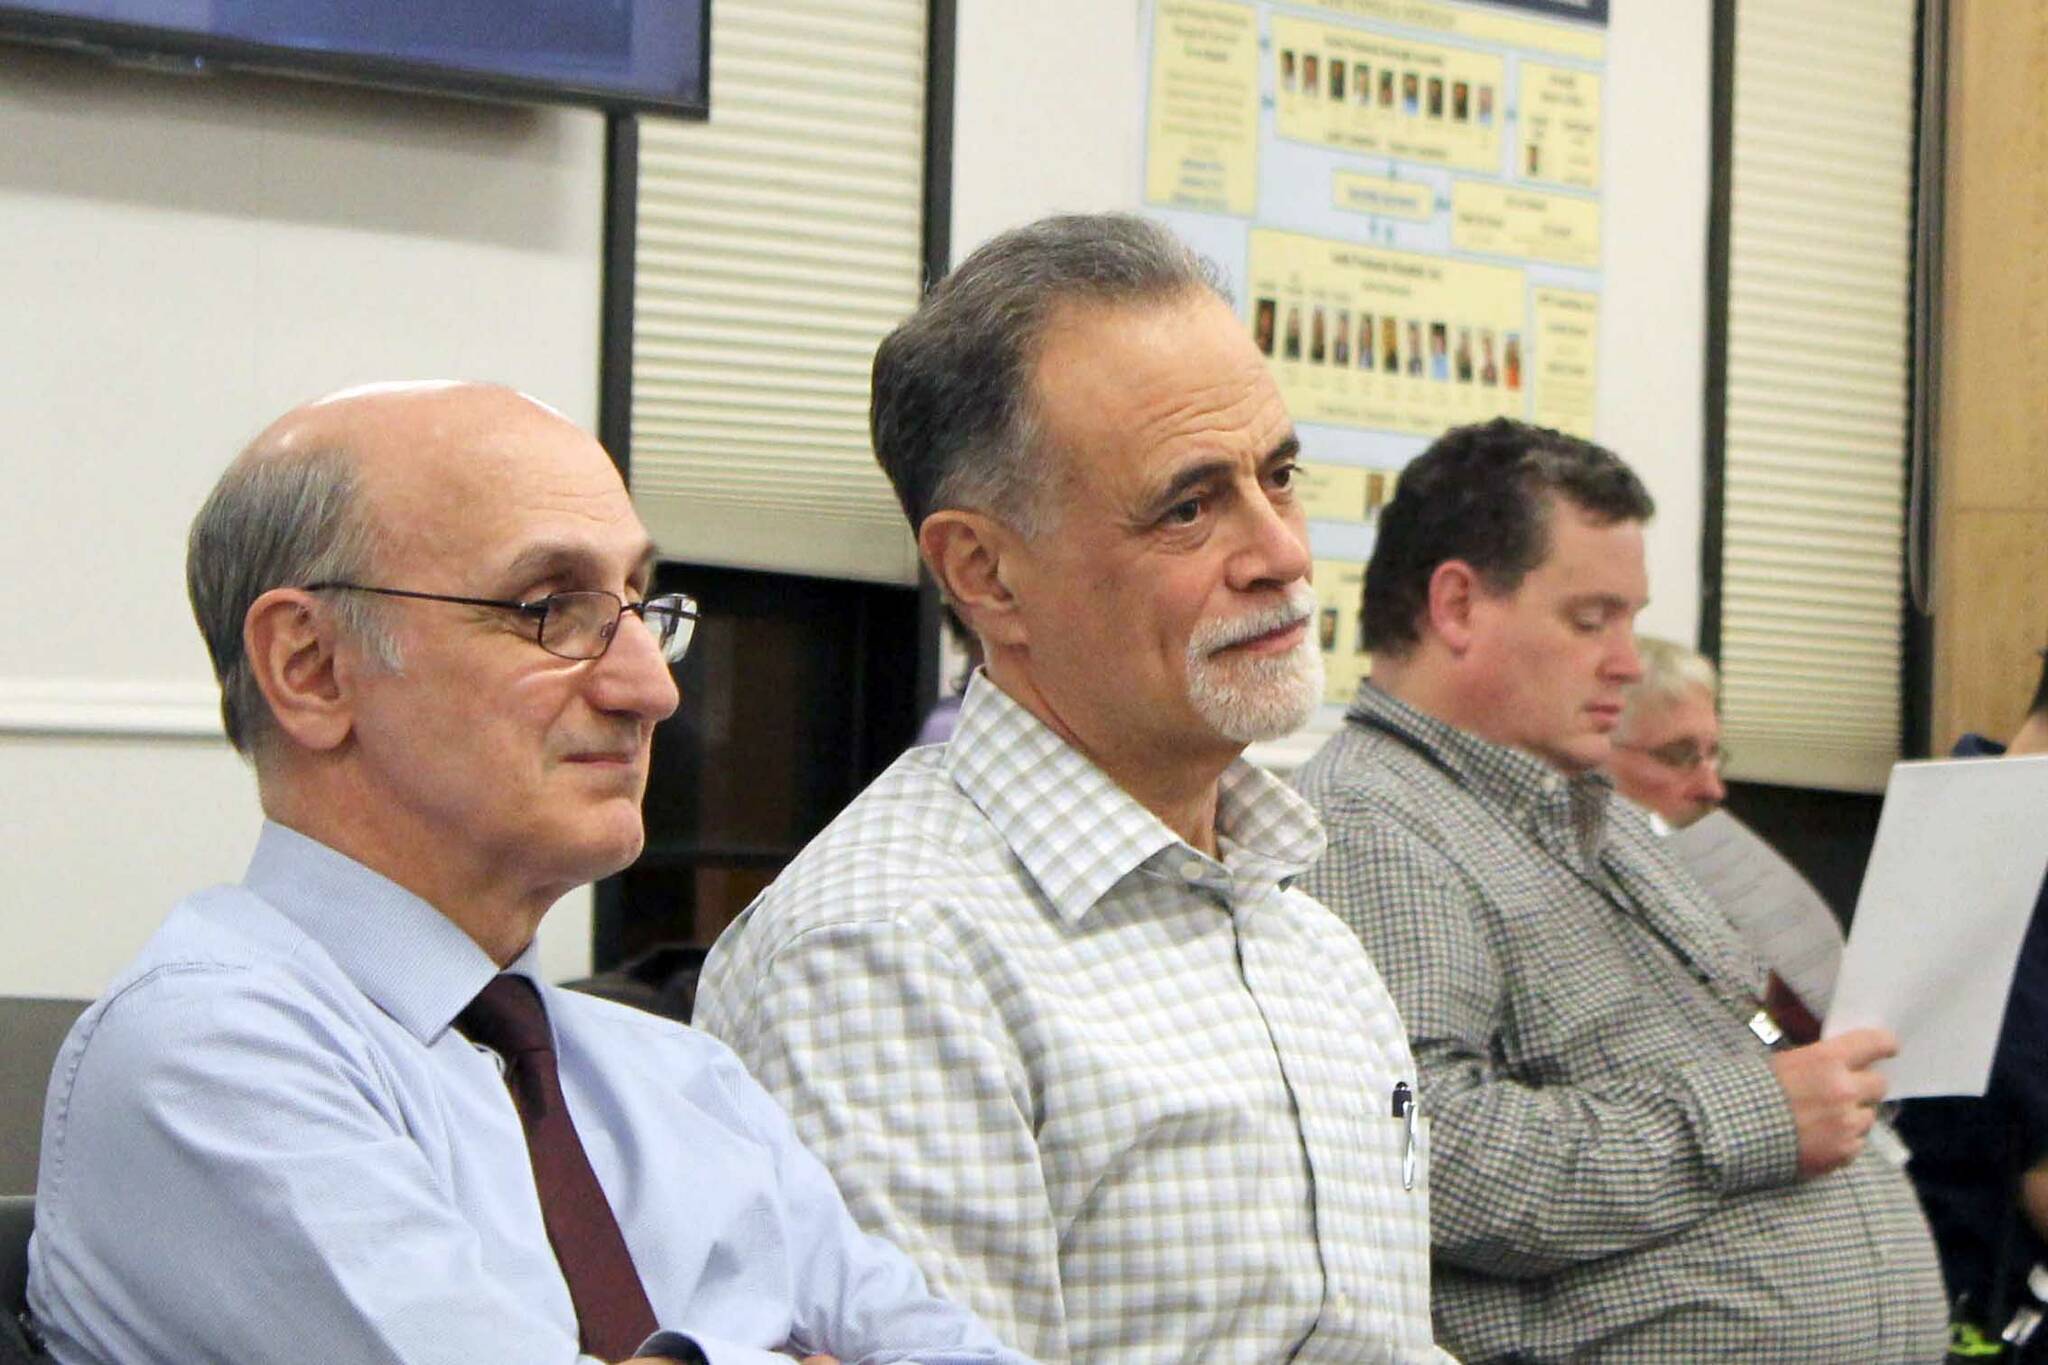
{"left": 457, "top": 974, "right": 659, "bottom": 1361}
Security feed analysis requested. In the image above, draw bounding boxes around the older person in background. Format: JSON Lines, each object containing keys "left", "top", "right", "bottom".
{"left": 1607, "top": 636, "right": 1837, "bottom": 1042}
{"left": 1607, "top": 635, "right": 1726, "bottom": 830}
{"left": 698, "top": 213, "right": 1446, "bottom": 1363}
{"left": 26, "top": 381, "right": 1025, "bottom": 1365}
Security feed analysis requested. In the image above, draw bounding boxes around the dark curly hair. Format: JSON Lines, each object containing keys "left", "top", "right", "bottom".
{"left": 1362, "top": 418, "right": 1655, "bottom": 654}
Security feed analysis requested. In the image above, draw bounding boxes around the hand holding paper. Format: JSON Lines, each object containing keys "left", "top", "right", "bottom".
{"left": 1767, "top": 1028, "right": 1895, "bottom": 1177}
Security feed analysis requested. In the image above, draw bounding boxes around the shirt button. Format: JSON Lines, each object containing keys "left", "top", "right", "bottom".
{"left": 1179, "top": 859, "right": 1207, "bottom": 881}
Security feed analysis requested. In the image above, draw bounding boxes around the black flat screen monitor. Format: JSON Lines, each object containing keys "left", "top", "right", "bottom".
{"left": 0, "top": 0, "right": 709, "bottom": 117}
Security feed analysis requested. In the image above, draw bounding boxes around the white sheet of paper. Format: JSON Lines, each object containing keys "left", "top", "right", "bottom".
{"left": 1824, "top": 754, "right": 2048, "bottom": 1098}
{"left": 1664, "top": 809, "right": 1844, "bottom": 1013}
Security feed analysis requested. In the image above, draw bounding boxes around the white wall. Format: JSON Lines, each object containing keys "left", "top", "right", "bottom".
{"left": 950, "top": 0, "right": 1711, "bottom": 643}
{"left": 0, "top": 47, "right": 605, "bottom": 997}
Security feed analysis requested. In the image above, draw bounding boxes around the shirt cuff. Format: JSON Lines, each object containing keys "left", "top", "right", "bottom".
{"left": 1681, "top": 1053, "right": 1801, "bottom": 1193}
{"left": 637, "top": 1329, "right": 795, "bottom": 1365}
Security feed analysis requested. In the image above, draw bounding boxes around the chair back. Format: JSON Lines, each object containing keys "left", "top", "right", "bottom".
{"left": 0, "top": 999, "right": 88, "bottom": 1196}
{"left": 0, "top": 1194, "right": 37, "bottom": 1359}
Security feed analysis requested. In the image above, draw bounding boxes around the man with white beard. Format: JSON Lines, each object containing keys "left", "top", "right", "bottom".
{"left": 696, "top": 214, "right": 1447, "bottom": 1364}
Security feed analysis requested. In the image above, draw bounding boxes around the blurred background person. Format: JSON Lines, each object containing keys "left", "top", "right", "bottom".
{"left": 1895, "top": 649, "right": 2048, "bottom": 1360}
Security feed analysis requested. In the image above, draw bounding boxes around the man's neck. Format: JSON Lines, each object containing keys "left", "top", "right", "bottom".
{"left": 1370, "top": 650, "right": 1488, "bottom": 746}
{"left": 980, "top": 663, "right": 1232, "bottom": 857}
{"left": 259, "top": 772, "right": 554, "bottom": 967}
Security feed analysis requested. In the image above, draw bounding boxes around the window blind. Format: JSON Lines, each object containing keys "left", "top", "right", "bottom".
{"left": 629, "top": 0, "right": 928, "bottom": 585}
{"left": 1719, "top": 0, "right": 1917, "bottom": 792}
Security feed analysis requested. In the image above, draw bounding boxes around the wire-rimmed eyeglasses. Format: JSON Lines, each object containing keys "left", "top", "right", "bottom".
{"left": 1613, "top": 737, "right": 1728, "bottom": 774}
{"left": 302, "top": 582, "right": 699, "bottom": 664}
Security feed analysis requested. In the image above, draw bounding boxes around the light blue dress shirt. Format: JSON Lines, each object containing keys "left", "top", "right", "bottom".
{"left": 27, "top": 822, "right": 1028, "bottom": 1365}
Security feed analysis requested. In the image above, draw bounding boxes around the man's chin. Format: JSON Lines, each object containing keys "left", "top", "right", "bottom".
{"left": 1188, "top": 671, "right": 1324, "bottom": 746}
{"left": 563, "top": 812, "right": 648, "bottom": 884}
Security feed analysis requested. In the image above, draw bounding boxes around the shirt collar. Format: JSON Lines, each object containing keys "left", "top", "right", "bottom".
{"left": 945, "top": 673, "right": 1326, "bottom": 923}
{"left": 242, "top": 821, "right": 530, "bottom": 1045}
{"left": 1345, "top": 680, "right": 1614, "bottom": 863}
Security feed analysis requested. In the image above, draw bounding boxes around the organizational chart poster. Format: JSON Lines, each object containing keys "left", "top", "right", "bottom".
{"left": 1141, "top": 0, "right": 1607, "bottom": 702}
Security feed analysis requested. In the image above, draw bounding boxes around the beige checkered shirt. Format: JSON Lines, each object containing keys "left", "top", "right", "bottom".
{"left": 697, "top": 674, "right": 1448, "bottom": 1363}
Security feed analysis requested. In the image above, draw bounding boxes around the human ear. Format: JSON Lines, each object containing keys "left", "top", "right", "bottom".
{"left": 918, "top": 511, "right": 1029, "bottom": 649}
{"left": 243, "top": 588, "right": 354, "bottom": 753}
{"left": 1425, "top": 560, "right": 1482, "bottom": 655}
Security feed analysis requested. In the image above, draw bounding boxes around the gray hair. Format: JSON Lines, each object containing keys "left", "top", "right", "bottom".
{"left": 186, "top": 445, "right": 401, "bottom": 758}
{"left": 869, "top": 212, "right": 1227, "bottom": 537}
{"left": 1619, "top": 635, "right": 1719, "bottom": 738}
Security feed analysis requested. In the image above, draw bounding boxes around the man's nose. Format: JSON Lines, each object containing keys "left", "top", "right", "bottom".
{"left": 1607, "top": 631, "right": 1644, "bottom": 684}
{"left": 1693, "top": 757, "right": 1727, "bottom": 806}
{"left": 1231, "top": 491, "right": 1312, "bottom": 590}
{"left": 591, "top": 609, "right": 682, "bottom": 722}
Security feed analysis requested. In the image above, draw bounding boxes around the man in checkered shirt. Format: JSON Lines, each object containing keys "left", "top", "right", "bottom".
{"left": 1293, "top": 418, "right": 1947, "bottom": 1361}
{"left": 696, "top": 214, "right": 1449, "bottom": 1363}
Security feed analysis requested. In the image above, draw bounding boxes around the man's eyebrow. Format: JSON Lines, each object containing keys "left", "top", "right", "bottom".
{"left": 1563, "top": 592, "right": 1641, "bottom": 614}
{"left": 1146, "top": 459, "right": 1237, "bottom": 516}
{"left": 494, "top": 540, "right": 658, "bottom": 593}
{"left": 1141, "top": 436, "right": 1303, "bottom": 518}
{"left": 1265, "top": 433, "right": 1302, "bottom": 467}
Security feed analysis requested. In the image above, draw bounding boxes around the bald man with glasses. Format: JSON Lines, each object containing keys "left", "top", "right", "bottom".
{"left": 25, "top": 382, "right": 1026, "bottom": 1365}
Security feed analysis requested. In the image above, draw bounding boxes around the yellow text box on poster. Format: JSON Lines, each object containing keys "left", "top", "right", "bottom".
{"left": 1531, "top": 286, "right": 1599, "bottom": 437}
{"left": 1302, "top": 0, "right": 1604, "bottom": 62}
{"left": 1312, "top": 558, "right": 1372, "bottom": 705}
{"left": 1272, "top": 14, "right": 1504, "bottom": 175}
{"left": 1333, "top": 172, "right": 1433, "bottom": 221}
{"left": 1451, "top": 182, "right": 1601, "bottom": 268}
{"left": 1297, "top": 462, "right": 1402, "bottom": 524}
{"left": 1520, "top": 61, "right": 1601, "bottom": 191}
{"left": 1247, "top": 227, "right": 1528, "bottom": 435}
{"left": 1298, "top": 465, "right": 1369, "bottom": 523}
{"left": 1145, "top": 0, "right": 1261, "bottom": 216}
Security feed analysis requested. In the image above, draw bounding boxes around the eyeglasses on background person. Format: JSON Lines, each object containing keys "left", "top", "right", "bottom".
{"left": 1613, "top": 737, "right": 1728, "bottom": 773}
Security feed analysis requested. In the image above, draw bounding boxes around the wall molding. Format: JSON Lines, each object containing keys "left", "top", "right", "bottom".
{"left": 0, "top": 678, "right": 225, "bottom": 739}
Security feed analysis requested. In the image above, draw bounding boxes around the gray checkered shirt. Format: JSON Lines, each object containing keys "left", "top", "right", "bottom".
{"left": 1293, "top": 681, "right": 1947, "bottom": 1363}
{"left": 697, "top": 674, "right": 1449, "bottom": 1364}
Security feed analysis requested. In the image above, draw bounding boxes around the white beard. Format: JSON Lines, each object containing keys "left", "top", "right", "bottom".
{"left": 1184, "top": 587, "right": 1326, "bottom": 744}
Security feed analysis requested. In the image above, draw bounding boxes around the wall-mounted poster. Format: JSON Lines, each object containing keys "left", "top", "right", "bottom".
{"left": 1143, "top": 0, "right": 1607, "bottom": 707}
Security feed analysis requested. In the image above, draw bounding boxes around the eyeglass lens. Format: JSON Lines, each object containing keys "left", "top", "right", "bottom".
{"left": 538, "top": 592, "right": 696, "bottom": 664}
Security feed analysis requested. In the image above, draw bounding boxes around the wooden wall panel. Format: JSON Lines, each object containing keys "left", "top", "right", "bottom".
{"left": 1932, "top": 1, "right": 2048, "bottom": 749}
